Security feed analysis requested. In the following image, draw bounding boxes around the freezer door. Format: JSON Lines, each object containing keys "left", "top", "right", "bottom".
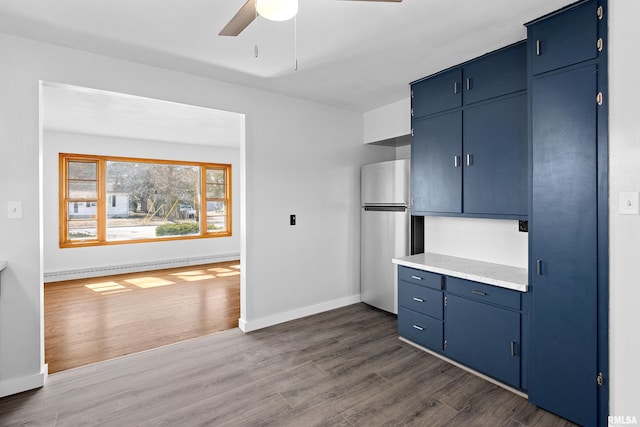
{"left": 361, "top": 208, "right": 410, "bottom": 314}
{"left": 361, "top": 159, "right": 410, "bottom": 206}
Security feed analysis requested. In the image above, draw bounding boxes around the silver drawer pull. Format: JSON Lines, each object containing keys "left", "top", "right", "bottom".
{"left": 471, "top": 290, "right": 487, "bottom": 296}
{"left": 412, "top": 324, "right": 424, "bottom": 331}
{"left": 411, "top": 275, "right": 422, "bottom": 281}
{"left": 412, "top": 297, "right": 424, "bottom": 303}
{"left": 511, "top": 341, "right": 517, "bottom": 356}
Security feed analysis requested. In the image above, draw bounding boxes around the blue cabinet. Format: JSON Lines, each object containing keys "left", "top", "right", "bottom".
{"left": 411, "top": 111, "right": 462, "bottom": 214}
{"left": 410, "top": 42, "right": 527, "bottom": 219}
{"left": 463, "top": 42, "right": 527, "bottom": 104}
{"left": 411, "top": 68, "right": 462, "bottom": 118}
{"left": 463, "top": 93, "right": 528, "bottom": 216}
{"left": 445, "top": 294, "right": 521, "bottom": 388}
{"left": 530, "top": 1, "right": 598, "bottom": 75}
{"left": 397, "top": 266, "right": 526, "bottom": 391}
{"left": 527, "top": 1, "right": 607, "bottom": 426}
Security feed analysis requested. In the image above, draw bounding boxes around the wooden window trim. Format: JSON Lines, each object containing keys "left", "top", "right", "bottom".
{"left": 59, "top": 153, "right": 232, "bottom": 248}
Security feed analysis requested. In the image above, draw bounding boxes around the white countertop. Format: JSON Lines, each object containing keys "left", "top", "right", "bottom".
{"left": 392, "top": 253, "right": 528, "bottom": 292}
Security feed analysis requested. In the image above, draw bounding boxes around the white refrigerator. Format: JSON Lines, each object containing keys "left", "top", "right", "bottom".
{"left": 360, "top": 159, "right": 411, "bottom": 314}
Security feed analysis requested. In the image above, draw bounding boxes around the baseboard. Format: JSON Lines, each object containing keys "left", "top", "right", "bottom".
{"left": 44, "top": 253, "right": 240, "bottom": 282}
{"left": 0, "top": 365, "right": 47, "bottom": 398}
{"left": 238, "top": 294, "right": 361, "bottom": 332}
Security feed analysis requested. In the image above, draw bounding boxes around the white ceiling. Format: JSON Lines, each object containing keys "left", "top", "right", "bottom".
{"left": 42, "top": 82, "right": 244, "bottom": 148}
{"left": 0, "top": 0, "right": 575, "bottom": 113}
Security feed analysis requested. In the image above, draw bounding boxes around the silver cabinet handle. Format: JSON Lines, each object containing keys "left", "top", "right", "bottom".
{"left": 453, "top": 81, "right": 459, "bottom": 94}
{"left": 412, "top": 324, "right": 424, "bottom": 331}
{"left": 511, "top": 341, "right": 517, "bottom": 356}
{"left": 412, "top": 297, "right": 424, "bottom": 303}
{"left": 411, "top": 275, "right": 422, "bottom": 281}
{"left": 536, "top": 39, "right": 541, "bottom": 56}
{"left": 536, "top": 259, "right": 542, "bottom": 276}
{"left": 454, "top": 156, "right": 461, "bottom": 168}
{"left": 471, "top": 290, "right": 487, "bottom": 296}
{"left": 466, "top": 78, "right": 471, "bottom": 91}
{"left": 466, "top": 154, "right": 473, "bottom": 166}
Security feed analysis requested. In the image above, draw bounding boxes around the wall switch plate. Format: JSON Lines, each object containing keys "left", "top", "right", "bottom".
{"left": 290, "top": 214, "right": 296, "bottom": 226}
{"left": 619, "top": 192, "right": 639, "bottom": 215}
{"left": 518, "top": 220, "right": 528, "bottom": 232}
{"left": 7, "top": 201, "right": 23, "bottom": 219}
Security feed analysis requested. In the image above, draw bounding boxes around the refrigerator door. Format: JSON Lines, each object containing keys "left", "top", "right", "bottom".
{"left": 361, "top": 159, "right": 410, "bottom": 206}
{"left": 361, "top": 207, "right": 410, "bottom": 314}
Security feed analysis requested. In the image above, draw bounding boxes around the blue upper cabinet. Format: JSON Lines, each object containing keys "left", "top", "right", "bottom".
{"left": 411, "top": 111, "right": 462, "bottom": 214}
{"left": 530, "top": 0, "right": 599, "bottom": 75}
{"left": 411, "top": 68, "right": 462, "bottom": 118}
{"left": 463, "top": 42, "right": 527, "bottom": 104}
{"left": 463, "top": 93, "right": 528, "bottom": 216}
{"left": 410, "top": 42, "right": 527, "bottom": 218}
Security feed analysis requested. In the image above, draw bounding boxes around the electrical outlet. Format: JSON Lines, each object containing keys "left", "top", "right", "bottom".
{"left": 518, "top": 220, "right": 528, "bottom": 232}
{"left": 290, "top": 214, "right": 296, "bottom": 226}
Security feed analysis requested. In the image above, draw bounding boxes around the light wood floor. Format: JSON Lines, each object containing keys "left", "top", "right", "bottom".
{"left": 2, "top": 303, "right": 575, "bottom": 426}
{"left": 44, "top": 261, "right": 240, "bottom": 373}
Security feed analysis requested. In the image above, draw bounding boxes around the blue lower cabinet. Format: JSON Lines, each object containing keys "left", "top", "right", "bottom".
{"left": 397, "top": 266, "right": 525, "bottom": 392}
{"left": 445, "top": 294, "right": 521, "bottom": 388}
{"left": 398, "top": 307, "right": 443, "bottom": 350}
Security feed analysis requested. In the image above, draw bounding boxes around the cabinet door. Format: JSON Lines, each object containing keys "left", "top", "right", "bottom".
{"left": 411, "top": 111, "right": 462, "bottom": 214}
{"left": 463, "top": 93, "right": 527, "bottom": 216}
{"left": 411, "top": 68, "right": 462, "bottom": 117}
{"left": 529, "top": 0, "right": 598, "bottom": 75}
{"left": 445, "top": 294, "right": 520, "bottom": 388}
{"left": 530, "top": 65, "right": 598, "bottom": 427}
{"left": 463, "top": 42, "right": 527, "bottom": 104}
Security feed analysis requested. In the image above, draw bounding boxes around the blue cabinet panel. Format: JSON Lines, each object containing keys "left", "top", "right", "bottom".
{"left": 411, "top": 111, "right": 462, "bottom": 214}
{"left": 445, "top": 294, "right": 521, "bottom": 388}
{"left": 463, "top": 93, "right": 528, "bottom": 216}
{"left": 463, "top": 42, "right": 527, "bottom": 104}
{"left": 398, "top": 281, "right": 443, "bottom": 319}
{"left": 446, "top": 277, "right": 521, "bottom": 310}
{"left": 398, "top": 307, "right": 443, "bottom": 350}
{"left": 398, "top": 266, "right": 443, "bottom": 290}
{"left": 412, "top": 68, "right": 462, "bottom": 117}
{"left": 530, "top": 0, "right": 598, "bottom": 75}
{"left": 530, "top": 64, "right": 598, "bottom": 427}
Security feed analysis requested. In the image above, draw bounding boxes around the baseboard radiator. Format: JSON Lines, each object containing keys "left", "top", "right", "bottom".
{"left": 44, "top": 253, "right": 241, "bottom": 283}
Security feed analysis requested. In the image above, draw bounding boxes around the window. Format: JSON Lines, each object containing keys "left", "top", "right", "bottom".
{"left": 59, "top": 153, "right": 231, "bottom": 247}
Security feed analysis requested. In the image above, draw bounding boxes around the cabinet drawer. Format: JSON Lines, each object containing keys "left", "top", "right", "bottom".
{"left": 446, "top": 277, "right": 521, "bottom": 310}
{"left": 398, "top": 308, "right": 443, "bottom": 350}
{"left": 398, "top": 266, "right": 443, "bottom": 290}
{"left": 398, "top": 282, "right": 443, "bottom": 319}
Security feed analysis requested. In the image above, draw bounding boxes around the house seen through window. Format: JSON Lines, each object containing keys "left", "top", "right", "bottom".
{"left": 60, "top": 153, "right": 231, "bottom": 247}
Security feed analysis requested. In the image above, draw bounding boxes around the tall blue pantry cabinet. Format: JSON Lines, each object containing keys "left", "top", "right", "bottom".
{"left": 526, "top": 1, "right": 608, "bottom": 426}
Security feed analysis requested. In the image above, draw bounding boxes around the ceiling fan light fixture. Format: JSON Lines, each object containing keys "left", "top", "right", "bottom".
{"left": 256, "top": 0, "right": 298, "bottom": 21}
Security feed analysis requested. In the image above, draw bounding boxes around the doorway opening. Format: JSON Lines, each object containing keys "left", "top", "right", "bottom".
{"left": 40, "top": 82, "right": 245, "bottom": 373}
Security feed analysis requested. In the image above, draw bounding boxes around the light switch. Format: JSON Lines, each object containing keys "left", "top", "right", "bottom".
{"left": 619, "top": 192, "right": 639, "bottom": 215}
{"left": 7, "top": 201, "right": 22, "bottom": 219}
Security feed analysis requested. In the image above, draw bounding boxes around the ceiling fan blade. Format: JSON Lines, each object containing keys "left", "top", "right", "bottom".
{"left": 219, "top": 0, "right": 256, "bottom": 37}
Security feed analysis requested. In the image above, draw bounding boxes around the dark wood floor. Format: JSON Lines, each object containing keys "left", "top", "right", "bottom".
{"left": 2, "top": 303, "right": 575, "bottom": 426}
{"left": 44, "top": 261, "right": 240, "bottom": 373}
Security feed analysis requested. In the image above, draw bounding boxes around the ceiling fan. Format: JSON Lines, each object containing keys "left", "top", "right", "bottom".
{"left": 219, "top": 0, "right": 402, "bottom": 37}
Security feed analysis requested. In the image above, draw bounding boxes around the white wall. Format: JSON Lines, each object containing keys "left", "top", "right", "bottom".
{"left": 608, "top": 1, "right": 640, "bottom": 418}
{"left": 363, "top": 98, "right": 411, "bottom": 144}
{"left": 42, "top": 131, "right": 241, "bottom": 277}
{"left": 424, "top": 217, "right": 528, "bottom": 268}
{"left": 0, "top": 33, "right": 394, "bottom": 396}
